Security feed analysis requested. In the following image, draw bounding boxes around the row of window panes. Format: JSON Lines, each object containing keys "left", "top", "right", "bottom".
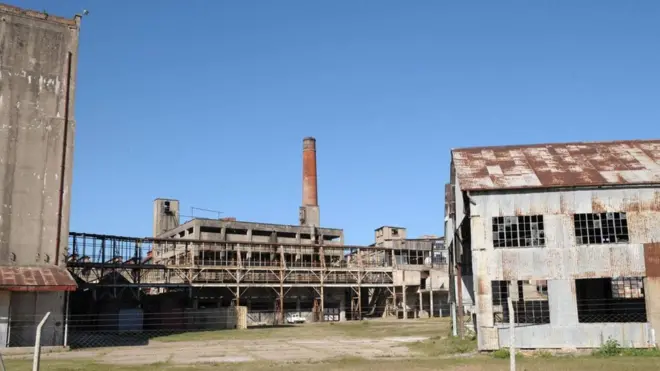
{"left": 493, "top": 212, "right": 629, "bottom": 248}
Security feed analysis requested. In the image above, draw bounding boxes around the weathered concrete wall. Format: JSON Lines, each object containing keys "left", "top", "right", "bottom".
{"left": 498, "top": 323, "right": 652, "bottom": 349}
{"left": 427, "top": 267, "right": 449, "bottom": 290}
{"left": 164, "top": 218, "right": 344, "bottom": 246}
{"left": 470, "top": 187, "right": 660, "bottom": 350}
{"left": 0, "top": 291, "right": 8, "bottom": 347}
{"left": 0, "top": 5, "right": 81, "bottom": 266}
{"left": 8, "top": 291, "right": 65, "bottom": 347}
{"left": 394, "top": 269, "right": 421, "bottom": 286}
{"left": 643, "top": 242, "right": 660, "bottom": 347}
{"left": 153, "top": 199, "right": 180, "bottom": 237}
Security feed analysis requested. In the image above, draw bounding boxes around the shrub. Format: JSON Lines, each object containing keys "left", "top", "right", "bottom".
{"left": 492, "top": 348, "right": 523, "bottom": 359}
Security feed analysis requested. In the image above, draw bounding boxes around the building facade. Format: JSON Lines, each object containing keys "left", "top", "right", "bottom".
{"left": 446, "top": 140, "right": 660, "bottom": 350}
{"left": 373, "top": 226, "right": 449, "bottom": 318}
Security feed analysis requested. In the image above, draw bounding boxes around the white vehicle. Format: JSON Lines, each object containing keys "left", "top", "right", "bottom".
{"left": 287, "top": 313, "right": 306, "bottom": 324}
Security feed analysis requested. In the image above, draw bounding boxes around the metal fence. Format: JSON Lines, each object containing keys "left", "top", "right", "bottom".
{"left": 450, "top": 297, "right": 660, "bottom": 371}
{"left": 4, "top": 305, "right": 446, "bottom": 349}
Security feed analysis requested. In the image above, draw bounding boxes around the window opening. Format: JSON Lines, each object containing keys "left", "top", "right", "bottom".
{"left": 491, "top": 280, "right": 549, "bottom": 325}
{"left": 574, "top": 212, "right": 629, "bottom": 245}
{"left": 493, "top": 215, "right": 545, "bottom": 248}
{"left": 575, "top": 277, "right": 646, "bottom": 323}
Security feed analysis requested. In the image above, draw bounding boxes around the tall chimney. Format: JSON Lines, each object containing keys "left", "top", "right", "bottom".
{"left": 302, "top": 137, "right": 318, "bottom": 206}
{"left": 300, "top": 137, "right": 320, "bottom": 227}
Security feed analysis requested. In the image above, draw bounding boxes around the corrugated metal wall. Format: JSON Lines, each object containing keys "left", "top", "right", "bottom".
{"left": 471, "top": 187, "right": 660, "bottom": 350}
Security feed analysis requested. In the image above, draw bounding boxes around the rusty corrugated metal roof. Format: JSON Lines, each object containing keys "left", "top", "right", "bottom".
{"left": 0, "top": 266, "right": 77, "bottom": 291}
{"left": 452, "top": 140, "right": 660, "bottom": 191}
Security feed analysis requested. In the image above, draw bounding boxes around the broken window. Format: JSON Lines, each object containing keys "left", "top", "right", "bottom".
{"left": 575, "top": 277, "right": 646, "bottom": 323}
{"left": 491, "top": 280, "right": 550, "bottom": 325}
{"left": 574, "top": 212, "right": 629, "bottom": 245}
{"left": 492, "top": 215, "right": 545, "bottom": 248}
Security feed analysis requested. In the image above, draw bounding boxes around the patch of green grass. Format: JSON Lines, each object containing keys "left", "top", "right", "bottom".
{"left": 153, "top": 318, "right": 451, "bottom": 343}
{"left": 8, "top": 354, "right": 660, "bottom": 371}
{"left": 491, "top": 348, "right": 523, "bottom": 359}
{"left": 535, "top": 350, "right": 554, "bottom": 358}
{"left": 407, "top": 334, "right": 477, "bottom": 356}
{"left": 592, "top": 338, "right": 660, "bottom": 357}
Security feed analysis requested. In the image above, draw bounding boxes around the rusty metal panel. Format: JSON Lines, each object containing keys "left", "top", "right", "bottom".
{"left": 444, "top": 183, "right": 455, "bottom": 218}
{"left": 453, "top": 140, "right": 660, "bottom": 191}
{"left": 491, "top": 245, "right": 646, "bottom": 281}
{"left": 644, "top": 243, "right": 660, "bottom": 277}
{"left": 498, "top": 323, "right": 651, "bottom": 349}
{"left": 0, "top": 266, "right": 77, "bottom": 291}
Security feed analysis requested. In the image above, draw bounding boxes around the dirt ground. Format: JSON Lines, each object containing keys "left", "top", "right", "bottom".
{"left": 33, "top": 336, "right": 424, "bottom": 365}
{"left": 3, "top": 319, "right": 660, "bottom": 370}
{"left": 6, "top": 319, "right": 443, "bottom": 366}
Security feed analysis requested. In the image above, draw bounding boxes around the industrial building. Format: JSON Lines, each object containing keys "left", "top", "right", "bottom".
{"left": 64, "top": 137, "right": 449, "bottom": 341}
{"left": 373, "top": 226, "right": 449, "bottom": 318}
{"left": 0, "top": 5, "right": 81, "bottom": 347}
{"left": 445, "top": 139, "right": 660, "bottom": 350}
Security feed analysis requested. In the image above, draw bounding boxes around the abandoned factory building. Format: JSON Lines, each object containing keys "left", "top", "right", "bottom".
{"left": 445, "top": 139, "right": 660, "bottom": 350}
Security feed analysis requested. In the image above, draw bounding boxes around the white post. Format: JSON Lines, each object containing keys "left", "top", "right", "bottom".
{"left": 507, "top": 296, "right": 515, "bottom": 371}
{"left": 651, "top": 328, "right": 657, "bottom": 348}
{"left": 451, "top": 302, "right": 457, "bottom": 336}
{"left": 429, "top": 274, "right": 434, "bottom": 318}
{"left": 63, "top": 292, "right": 69, "bottom": 347}
{"left": 33, "top": 312, "right": 51, "bottom": 371}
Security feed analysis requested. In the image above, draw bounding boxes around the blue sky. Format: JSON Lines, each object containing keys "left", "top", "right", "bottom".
{"left": 14, "top": 0, "right": 660, "bottom": 245}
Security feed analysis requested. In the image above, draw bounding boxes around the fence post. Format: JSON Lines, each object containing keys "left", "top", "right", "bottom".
{"left": 33, "top": 312, "right": 51, "bottom": 371}
{"left": 63, "top": 291, "right": 70, "bottom": 347}
{"left": 507, "top": 296, "right": 515, "bottom": 371}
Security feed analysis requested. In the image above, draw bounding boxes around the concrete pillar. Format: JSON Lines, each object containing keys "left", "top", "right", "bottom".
{"left": 419, "top": 290, "right": 423, "bottom": 318}
{"left": 430, "top": 290, "right": 435, "bottom": 318}
{"left": 645, "top": 277, "right": 660, "bottom": 346}
{"left": 0, "top": 291, "right": 9, "bottom": 348}
{"left": 548, "top": 279, "right": 578, "bottom": 326}
{"left": 339, "top": 294, "right": 346, "bottom": 321}
{"left": 403, "top": 285, "right": 407, "bottom": 319}
{"left": 296, "top": 297, "right": 301, "bottom": 313}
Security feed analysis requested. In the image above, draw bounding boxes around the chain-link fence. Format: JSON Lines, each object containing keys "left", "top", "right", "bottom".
{"left": 450, "top": 297, "right": 660, "bottom": 371}
{"left": 4, "top": 304, "right": 448, "bottom": 349}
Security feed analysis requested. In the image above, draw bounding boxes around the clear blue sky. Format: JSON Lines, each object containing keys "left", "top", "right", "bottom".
{"left": 14, "top": 0, "right": 660, "bottom": 245}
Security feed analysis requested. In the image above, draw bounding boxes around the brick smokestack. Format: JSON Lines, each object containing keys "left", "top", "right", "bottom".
{"left": 300, "top": 137, "right": 320, "bottom": 227}
{"left": 302, "top": 137, "right": 318, "bottom": 206}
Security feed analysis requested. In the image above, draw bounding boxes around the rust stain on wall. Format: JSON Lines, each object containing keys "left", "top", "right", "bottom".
{"left": 644, "top": 243, "right": 660, "bottom": 278}
{"left": 591, "top": 196, "right": 607, "bottom": 213}
{"left": 478, "top": 278, "right": 489, "bottom": 295}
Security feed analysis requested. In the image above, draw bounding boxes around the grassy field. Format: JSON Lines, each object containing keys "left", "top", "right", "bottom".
{"left": 152, "top": 318, "right": 446, "bottom": 342}
{"left": 3, "top": 318, "right": 660, "bottom": 370}
{"left": 6, "top": 355, "right": 660, "bottom": 371}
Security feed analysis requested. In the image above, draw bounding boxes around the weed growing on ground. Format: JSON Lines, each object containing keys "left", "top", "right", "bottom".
{"left": 535, "top": 350, "right": 553, "bottom": 358}
{"left": 492, "top": 348, "right": 523, "bottom": 359}
{"left": 407, "top": 331, "right": 477, "bottom": 356}
{"left": 592, "top": 338, "right": 660, "bottom": 357}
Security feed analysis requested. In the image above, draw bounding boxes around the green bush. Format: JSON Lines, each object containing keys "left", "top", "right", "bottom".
{"left": 492, "top": 348, "right": 523, "bottom": 359}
